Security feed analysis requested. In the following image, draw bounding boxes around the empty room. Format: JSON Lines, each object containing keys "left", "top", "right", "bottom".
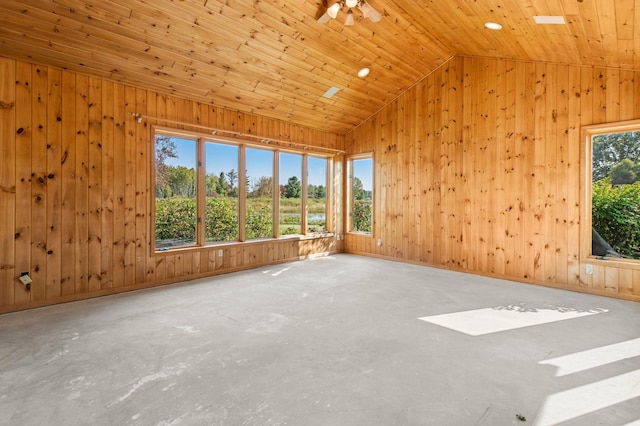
{"left": 1, "top": 1, "right": 639, "bottom": 425}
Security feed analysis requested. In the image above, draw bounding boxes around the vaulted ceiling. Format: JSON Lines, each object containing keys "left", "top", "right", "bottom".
{"left": 0, "top": 0, "right": 637, "bottom": 134}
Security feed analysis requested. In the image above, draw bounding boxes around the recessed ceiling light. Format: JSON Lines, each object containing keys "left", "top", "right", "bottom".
{"left": 323, "top": 86, "right": 340, "bottom": 99}
{"left": 358, "top": 67, "right": 370, "bottom": 78}
{"left": 533, "top": 15, "right": 566, "bottom": 25}
{"left": 484, "top": 22, "right": 503, "bottom": 30}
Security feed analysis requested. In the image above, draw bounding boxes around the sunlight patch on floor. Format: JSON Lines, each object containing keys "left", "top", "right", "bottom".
{"left": 418, "top": 305, "right": 608, "bottom": 336}
{"left": 539, "top": 337, "right": 640, "bottom": 376}
{"left": 533, "top": 369, "right": 640, "bottom": 426}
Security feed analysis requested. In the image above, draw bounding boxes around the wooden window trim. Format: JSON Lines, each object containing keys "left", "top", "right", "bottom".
{"left": 346, "top": 152, "right": 375, "bottom": 237}
{"left": 580, "top": 119, "right": 640, "bottom": 271}
{"left": 151, "top": 126, "right": 335, "bottom": 255}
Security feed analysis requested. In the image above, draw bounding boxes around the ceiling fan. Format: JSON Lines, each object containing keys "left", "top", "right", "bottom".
{"left": 317, "top": 0, "right": 382, "bottom": 26}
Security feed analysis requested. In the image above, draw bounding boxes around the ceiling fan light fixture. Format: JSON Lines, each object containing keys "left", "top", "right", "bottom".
{"left": 327, "top": 2, "right": 341, "bottom": 19}
{"left": 344, "top": 9, "right": 355, "bottom": 26}
{"left": 318, "top": 0, "right": 381, "bottom": 25}
{"left": 358, "top": 1, "right": 382, "bottom": 22}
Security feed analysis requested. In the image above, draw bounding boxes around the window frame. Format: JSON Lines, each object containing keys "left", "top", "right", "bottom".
{"left": 151, "top": 126, "right": 333, "bottom": 253}
{"left": 580, "top": 119, "right": 640, "bottom": 270}
{"left": 203, "top": 139, "right": 241, "bottom": 244}
{"left": 346, "top": 153, "right": 374, "bottom": 236}
{"left": 306, "top": 155, "right": 331, "bottom": 235}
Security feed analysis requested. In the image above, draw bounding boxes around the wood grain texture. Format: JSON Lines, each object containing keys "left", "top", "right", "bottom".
{"left": 14, "top": 61, "right": 32, "bottom": 305}
{"left": 0, "top": 58, "right": 15, "bottom": 306}
{"left": 0, "top": 58, "right": 342, "bottom": 314}
{"left": 345, "top": 56, "right": 640, "bottom": 302}
{"left": 1, "top": 0, "right": 639, "bottom": 134}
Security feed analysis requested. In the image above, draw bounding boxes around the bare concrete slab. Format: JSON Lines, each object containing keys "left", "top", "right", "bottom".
{"left": 1, "top": 254, "right": 639, "bottom": 425}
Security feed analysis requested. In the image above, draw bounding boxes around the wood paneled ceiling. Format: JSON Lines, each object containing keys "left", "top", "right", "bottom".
{"left": 0, "top": 0, "right": 637, "bottom": 134}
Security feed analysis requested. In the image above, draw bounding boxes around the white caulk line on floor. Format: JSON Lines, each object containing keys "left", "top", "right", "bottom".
{"left": 418, "top": 306, "right": 608, "bottom": 336}
{"left": 272, "top": 267, "right": 291, "bottom": 277}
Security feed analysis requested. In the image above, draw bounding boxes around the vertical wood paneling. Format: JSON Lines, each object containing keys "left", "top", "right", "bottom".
{"left": 3, "top": 53, "right": 639, "bottom": 312}
{"left": 135, "top": 88, "right": 148, "bottom": 284}
{"left": 512, "top": 61, "right": 527, "bottom": 279}
{"left": 430, "top": 68, "right": 442, "bottom": 265}
{"left": 0, "top": 58, "right": 15, "bottom": 306}
{"left": 345, "top": 56, "right": 640, "bottom": 302}
{"left": 566, "top": 66, "right": 581, "bottom": 287}
{"left": 1, "top": 57, "right": 342, "bottom": 313}
{"left": 14, "top": 61, "right": 32, "bottom": 305}
{"left": 124, "top": 85, "right": 137, "bottom": 287}
{"left": 113, "top": 82, "right": 126, "bottom": 288}
{"left": 75, "top": 74, "right": 90, "bottom": 295}
{"left": 101, "top": 80, "right": 115, "bottom": 290}
{"left": 440, "top": 63, "right": 453, "bottom": 267}
{"left": 493, "top": 60, "right": 507, "bottom": 276}
{"left": 533, "top": 62, "right": 547, "bottom": 282}
{"left": 88, "top": 77, "right": 102, "bottom": 293}
{"left": 522, "top": 62, "right": 537, "bottom": 281}
{"left": 503, "top": 61, "right": 518, "bottom": 277}
{"left": 484, "top": 59, "right": 498, "bottom": 274}
{"left": 46, "top": 68, "right": 62, "bottom": 299}
{"left": 60, "top": 71, "right": 76, "bottom": 296}
{"left": 544, "top": 63, "right": 558, "bottom": 283}
{"left": 555, "top": 65, "right": 570, "bottom": 286}
{"left": 31, "top": 65, "right": 48, "bottom": 301}
{"left": 461, "top": 57, "right": 474, "bottom": 270}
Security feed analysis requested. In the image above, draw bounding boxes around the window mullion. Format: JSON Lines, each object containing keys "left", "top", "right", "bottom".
{"left": 196, "top": 138, "right": 206, "bottom": 246}
{"left": 238, "top": 146, "right": 247, "bottom": 242}
{"left": 273, "top": 151, "right": 280, "bottom": 238}
{"left": 302, "top": 155, "right": 308, "bottom": 235}
{"left": 326, "top": 157, "right": 333, "bottom": 234}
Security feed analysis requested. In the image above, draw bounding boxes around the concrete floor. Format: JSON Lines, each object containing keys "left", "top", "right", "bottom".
{"left": 1, "top": 254, "right": 639, "bottom": 426}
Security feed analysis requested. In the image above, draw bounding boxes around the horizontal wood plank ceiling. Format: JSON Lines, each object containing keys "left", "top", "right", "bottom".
{"left": 0, "top": 0, "right": 638, "bottom": 134}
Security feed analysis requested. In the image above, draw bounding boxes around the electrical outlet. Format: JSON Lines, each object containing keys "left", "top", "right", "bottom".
{"left": 377, "top": 239, "right": 382, "bottom": 247}
{"left": 19, "top": 273, "right": 32, "bottom": 285}
{"left": 218, "top": 249, "right": 223, "bottom": 257}
{"left": 585, "top": 264, "right": 593, "bottom": 275}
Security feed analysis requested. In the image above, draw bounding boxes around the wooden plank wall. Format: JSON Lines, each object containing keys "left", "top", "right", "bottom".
{"left": 345, "top": 56, "right": 640, "bottom": 301}
{"left": 0, "top": 57, "right": 343, "bottom": 313}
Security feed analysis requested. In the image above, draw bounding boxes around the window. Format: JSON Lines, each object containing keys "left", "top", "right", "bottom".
{"left": 246, "top": 147, "right": 274, "bottom": 239}
{"left": 307, "top": 156, "right": 328, "bottom": 234}
{"left": 155, "top": 135, "right": 197, "bottom": 249}
{"left": 582, "top": 120, "right": 640, "bottom": 262}
{"left": 205, "top": 142, "right": 239, "bottom": 243}
{"left": 279, "top": 153, "right": 303, "bottom": 236}
{"left": 153, "top": 129, "right": 332, "bottom": 250}
{"left": 347, "top": 155, "right": 373, "bottom": 234}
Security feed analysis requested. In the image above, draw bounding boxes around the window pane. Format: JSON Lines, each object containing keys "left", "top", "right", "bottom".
{"left": 350, "top": 157, "right": 373, "bottom": 233}
{"left": 280, "top": 153, "right": 302, "bottom": 236}
{"left": 205, "top": 142, "right": 239, "bottom": 243}
{"left": 307, "top": 156, "right": 327, "bottom": 233}
{"left": 246, "top": 148, "right": 274, "bottom": 239}
{"left": 591, "top": 131, "right": 640, "bottom": 259}
{"left": 154, "top": 135, "right": 197, "bottom": 249}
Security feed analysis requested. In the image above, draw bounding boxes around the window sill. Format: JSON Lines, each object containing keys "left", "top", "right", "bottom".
{"left": 583, "top": 256, "right": 640, "bottom": 271}
{"left": 153, "top": 233, "right": 335, "bottom": 255}
{"left": 346, "top": 231, "right": 373, "bottom": 237}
